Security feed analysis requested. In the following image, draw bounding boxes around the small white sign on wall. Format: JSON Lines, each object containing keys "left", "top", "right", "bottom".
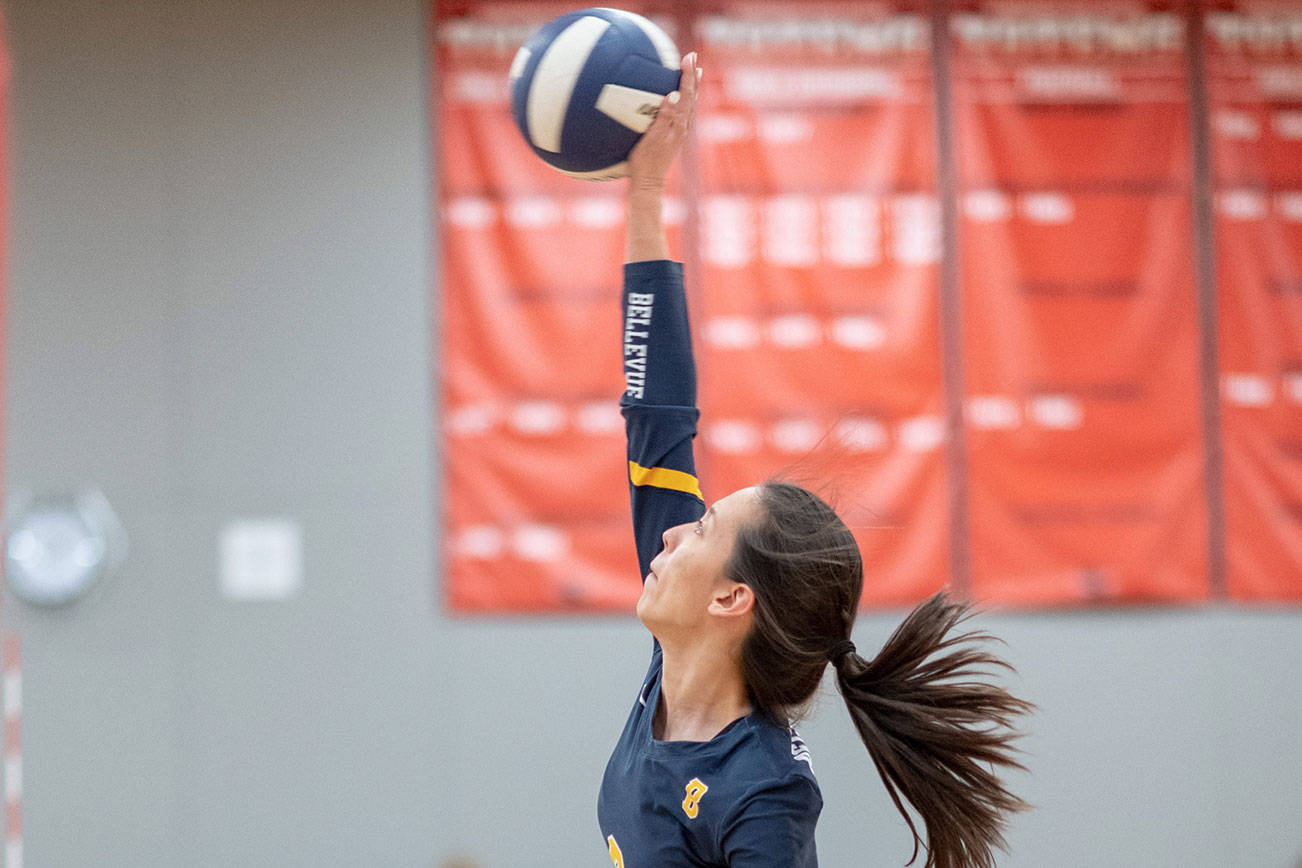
{"left": 220, "top": 519, "right": 303, "bottom": 601}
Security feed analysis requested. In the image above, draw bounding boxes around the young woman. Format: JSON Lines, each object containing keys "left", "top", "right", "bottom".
{"left": 597, "top": 53, "right": 1032, "bottom": 868}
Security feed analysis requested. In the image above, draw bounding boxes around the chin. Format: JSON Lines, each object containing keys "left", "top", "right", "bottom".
{"left": 634, "top": 590, "right": 661, "bottom": 634}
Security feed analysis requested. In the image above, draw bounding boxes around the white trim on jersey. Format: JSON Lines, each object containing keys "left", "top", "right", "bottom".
{"left": 789, "top": 728, "right": 813, "bottom": 769}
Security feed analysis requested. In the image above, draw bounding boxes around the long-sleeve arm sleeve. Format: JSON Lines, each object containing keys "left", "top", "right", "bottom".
{"left": 620, "top": 259, "right": 706, "bottom": 581}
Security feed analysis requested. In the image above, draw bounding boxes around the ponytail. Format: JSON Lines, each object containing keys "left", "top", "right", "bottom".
{"left": 833, "top": 592, "right": 1033, "bottom": 868}
{"left": 730, "top": 483, "right": 1032, "bottom": 866}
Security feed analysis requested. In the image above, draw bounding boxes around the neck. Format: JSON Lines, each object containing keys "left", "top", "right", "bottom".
{"left": 655, "top": 636, "right": 752, "bottom": 742}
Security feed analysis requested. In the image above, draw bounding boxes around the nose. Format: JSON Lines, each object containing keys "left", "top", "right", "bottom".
{"left": 661, "top": 521, "right": 689, "bottom": 550}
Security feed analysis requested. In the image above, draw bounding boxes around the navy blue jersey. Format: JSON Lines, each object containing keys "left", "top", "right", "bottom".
{"left": 597, "top": 260, "right": 822, "bottom": 867}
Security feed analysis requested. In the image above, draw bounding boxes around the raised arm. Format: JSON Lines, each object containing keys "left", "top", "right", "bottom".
{"left": 620, "top": 53, "right": 704, "bottom": 581}
{"left": 625, "top": 51, "right": 698, "bottom": 265}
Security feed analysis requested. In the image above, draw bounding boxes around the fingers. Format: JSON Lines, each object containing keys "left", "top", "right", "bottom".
{"left": 626, "top": 51, "right": 701, "bottom": 183}
{"left": 656, "top": 52, "right": 699, "bottom": 129}
{"left": 681, "top": 51, "right": 698, "bottom": 103}
{"left": 644, "top": 92, "right": 678, "bottom": 140}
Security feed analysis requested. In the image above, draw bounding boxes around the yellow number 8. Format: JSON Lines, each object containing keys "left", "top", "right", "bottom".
{"left": 682, "top": 777, "right": 709, "bottom": 819}
{"left": 607, "top": 834, "right": 624, "bottom": 867}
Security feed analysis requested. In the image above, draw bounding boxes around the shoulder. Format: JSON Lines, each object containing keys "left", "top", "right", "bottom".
{"left": 718, "top": 768, "right": 822, "bottom": 865}
{"left": 727, "top": 754, "right": 821, "bottom": 821}
{"left": 738, "top": 719, "right": 820, "bottom": 783}
{"left": 719, "top": 720, "right": 822, "bottom": 823}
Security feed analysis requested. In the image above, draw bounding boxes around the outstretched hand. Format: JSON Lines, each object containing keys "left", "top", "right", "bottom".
{"left": 626, "top": 52, "right": 700, "bottom": 191}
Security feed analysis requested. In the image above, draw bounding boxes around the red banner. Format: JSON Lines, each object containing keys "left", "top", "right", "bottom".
{"left": 435, "top": 1, "right": 946, "bottom": 611}
{"left": 1206, "top": 1, "right": 1302, "bottom": 600}
{"left": 436, "top": 2, "right": 684, "bottom": 610}
{"left": 951, "top": 1, "right": 1208, "bottom": 604}
{"left": 694, "top": 1, "right": 948, "bottom": 606}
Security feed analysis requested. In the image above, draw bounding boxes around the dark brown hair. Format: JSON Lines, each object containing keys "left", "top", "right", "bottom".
{"left": 727, "top": 481, "right": 1033, "bottom": 868}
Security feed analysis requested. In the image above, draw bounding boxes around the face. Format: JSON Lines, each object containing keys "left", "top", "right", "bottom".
{"left": 636, "top": 486, "right": 763, "bottom": 641}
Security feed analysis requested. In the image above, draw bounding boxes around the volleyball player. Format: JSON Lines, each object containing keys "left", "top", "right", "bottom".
{"left": 597, "top": 52, "right": 1032, "bottom": 868}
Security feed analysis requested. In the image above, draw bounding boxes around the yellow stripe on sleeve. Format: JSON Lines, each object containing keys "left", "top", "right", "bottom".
{"left": 628, "top": 460, "right": 704, "bottom": 501}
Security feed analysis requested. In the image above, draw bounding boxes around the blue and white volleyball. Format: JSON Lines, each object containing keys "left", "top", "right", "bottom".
{"left": 510, "top": 8, "right": 681, "bottom": 180}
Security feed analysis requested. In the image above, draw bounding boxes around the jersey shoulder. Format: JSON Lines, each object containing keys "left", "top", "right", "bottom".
{"left": 694, "top": 714, "right": 822, "bottom": 831}
{"left": 736, "top": 716, "right": 820, "bottom": 784}
{"left": 715, "top": 725, "right": 823, "bottom": 865}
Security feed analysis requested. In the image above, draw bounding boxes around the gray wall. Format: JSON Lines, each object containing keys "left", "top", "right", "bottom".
{"left": 2, "top": 1, "right": 1299, "bottom": 866}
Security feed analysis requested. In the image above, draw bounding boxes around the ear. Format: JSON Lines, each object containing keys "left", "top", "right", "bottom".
{"left": 707, "top": 581, "right": 754, "bottom": 619}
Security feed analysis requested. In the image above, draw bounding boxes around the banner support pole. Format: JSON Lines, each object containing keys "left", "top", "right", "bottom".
{"left": 1185, "top": 0, "right": 1228, "bottom": 599}
{"left": 929, "top": 0, "right": 972, "bottom": 596}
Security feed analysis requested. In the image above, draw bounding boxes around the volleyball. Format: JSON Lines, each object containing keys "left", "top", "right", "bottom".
{"left": 509, "top": 8, "right": 682, "bottom": 180}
